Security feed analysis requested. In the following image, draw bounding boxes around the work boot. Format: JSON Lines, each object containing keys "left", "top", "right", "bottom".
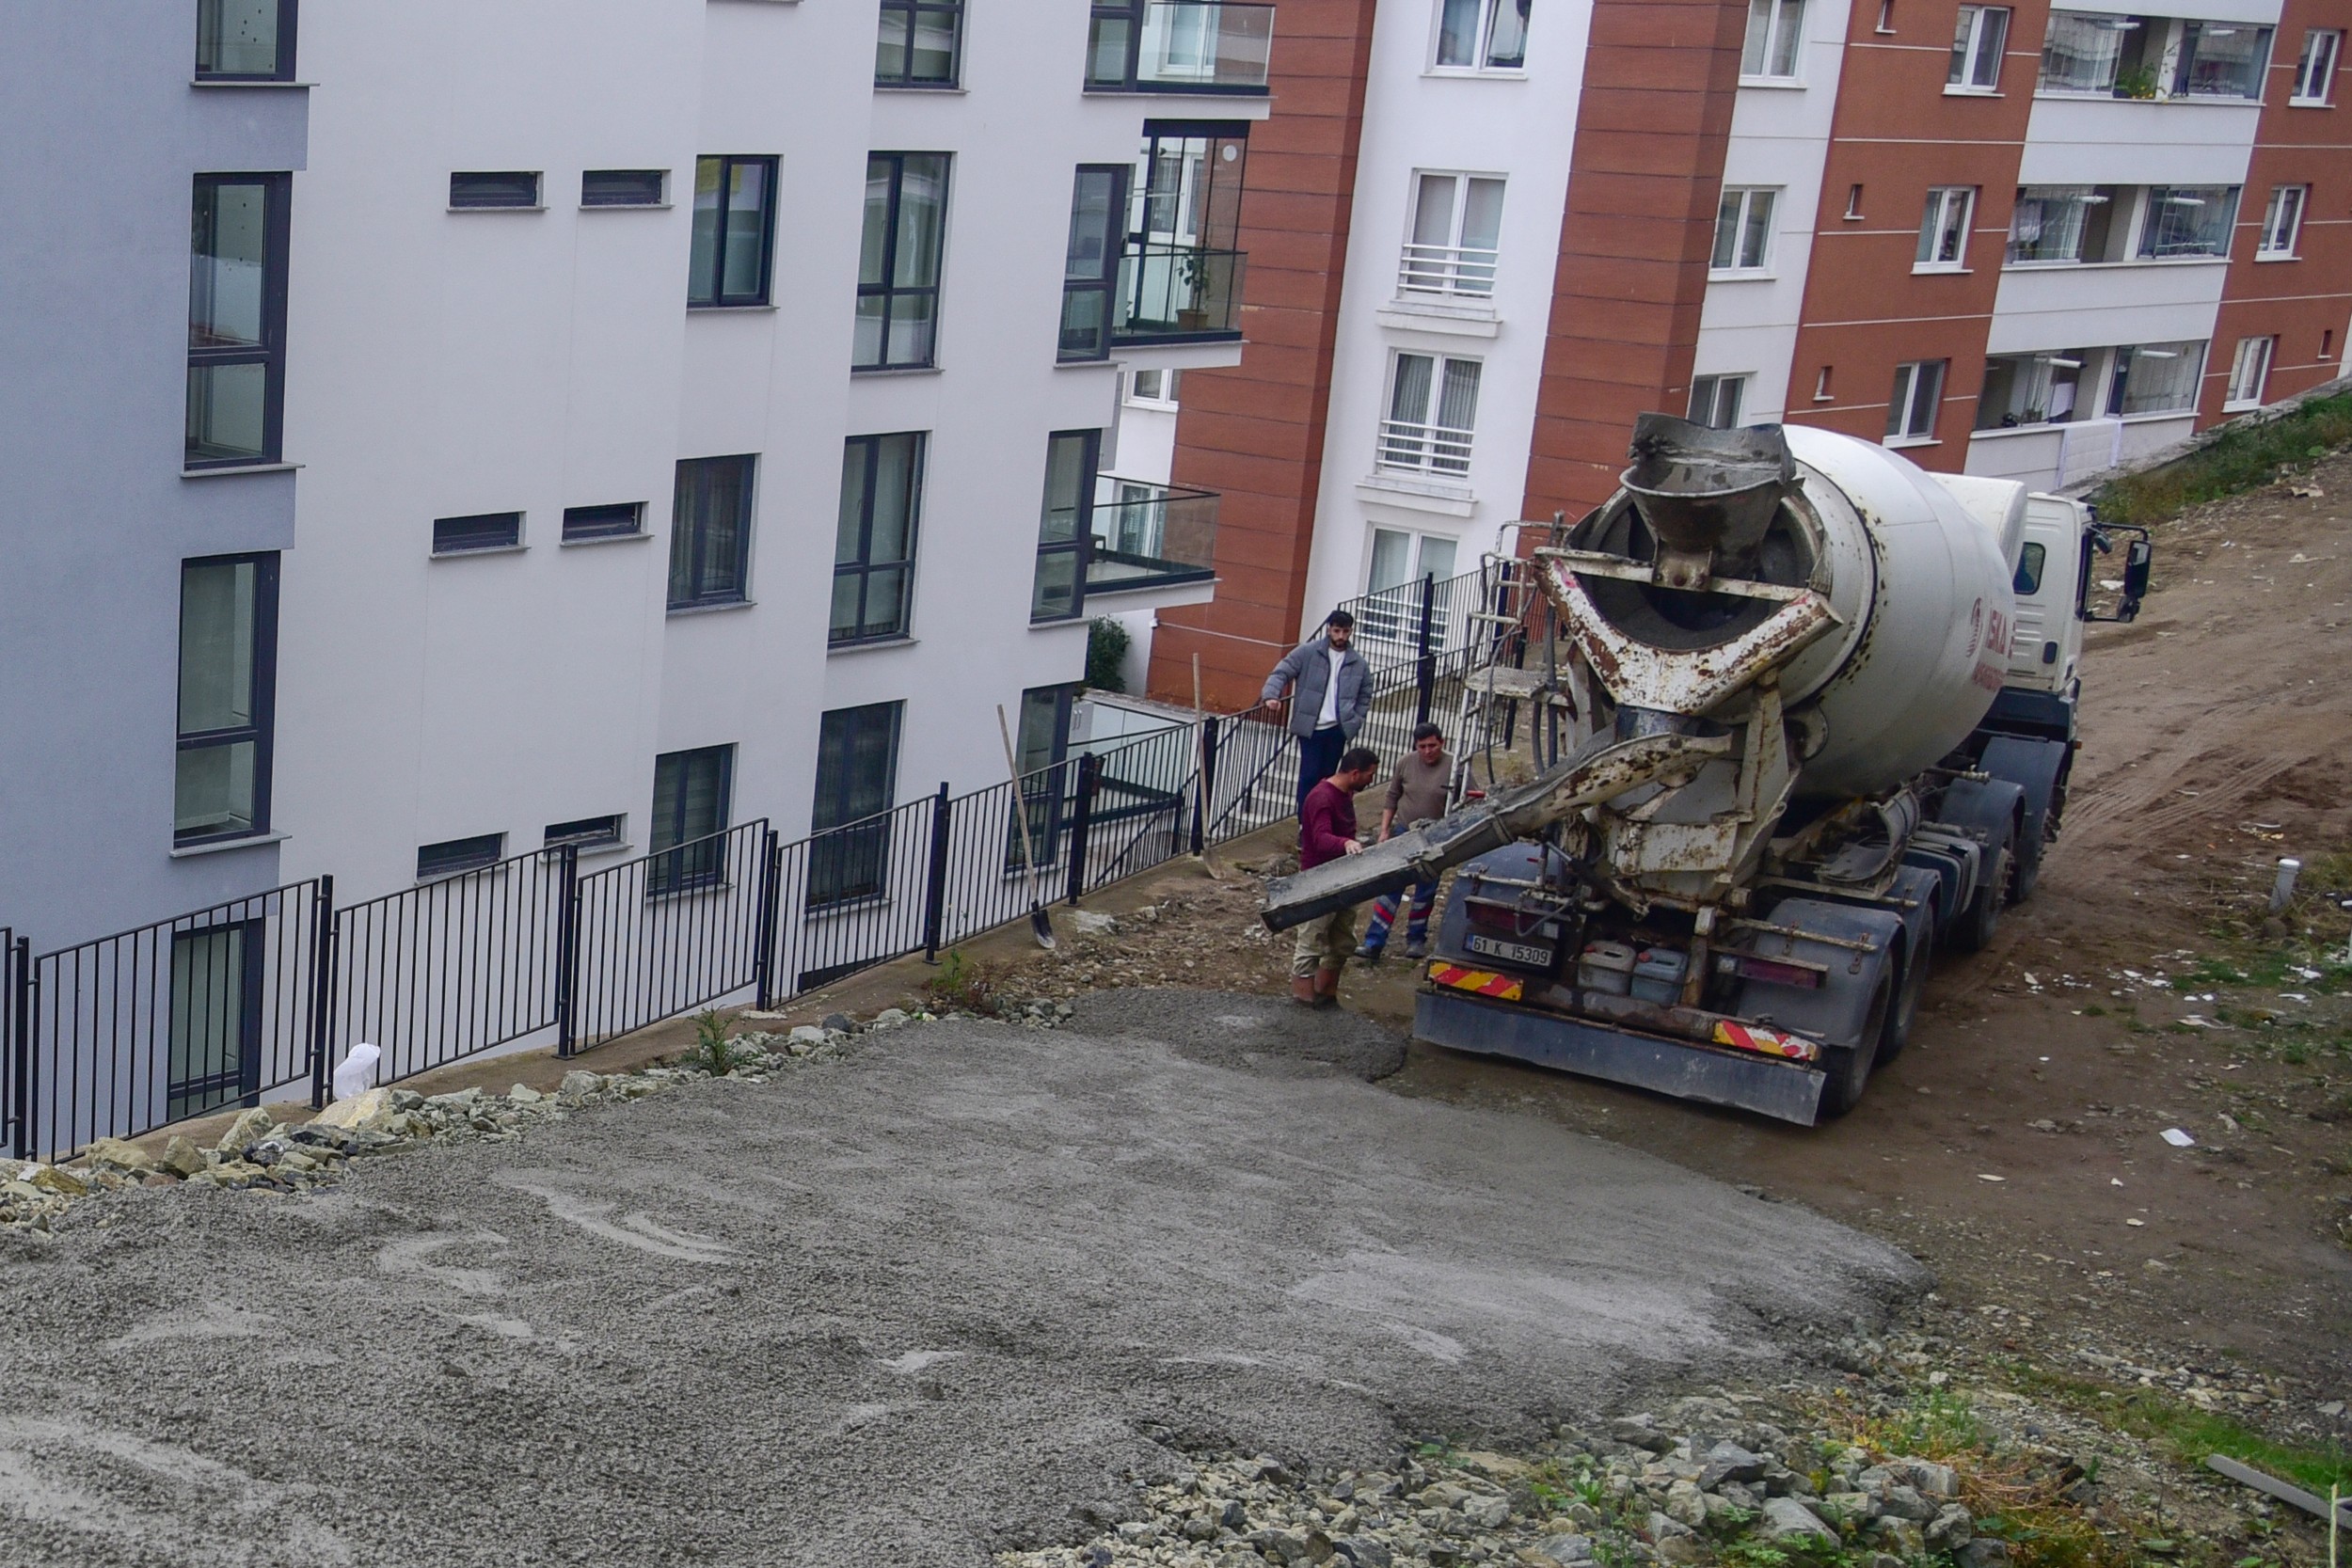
{"left": 1404, "top": 937, "right": 1428, "bottom": 960}
{"left": 1352, "top": 941, "right": 1385, "bottom": 964}
{"left": 1290, "top": 974, "right": 1319, "bottom": 1007}
{"left": 1311, "top": 966, "right": 1343, "bottom": 1007}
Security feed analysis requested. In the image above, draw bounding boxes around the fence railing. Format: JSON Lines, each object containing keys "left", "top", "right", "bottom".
{"left": 1376, "top": 417, "right": 1476, "bottom": 475}
{"left": 4, "top": 566, "right": 1505, "bottom": 1163}
{"left": 1397, "top": 242, "right": 1499, "bottom": 297}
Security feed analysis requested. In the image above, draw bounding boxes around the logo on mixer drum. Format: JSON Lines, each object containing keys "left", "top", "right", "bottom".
{"left": 1965, "top": 598, "right": 1984, "bottom": 657}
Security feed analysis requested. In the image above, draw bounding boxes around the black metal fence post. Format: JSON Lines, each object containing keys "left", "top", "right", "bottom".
{"left": 1192, "top": 720, "right": 1218, "bottom": 854}
{"left": 1064, "top": 752, "right": 1101, "bottom": 906}
{"left": 8, "top": 935, "right": 29, "bottom": 1162}
{"left": 1414, "top": 572, "right": 1438, "bottom": 725}
{"left": 921, "top": 782, "right": 952, "bottom": 961}
{"left": 307, "top": 875, "right": 338, "bottom": 1109}
{"left": 753, "top": 828, "right": 783, "bottom": 1009}
{"left": 553, "top": 845, "right": 581, "bottom": 1057}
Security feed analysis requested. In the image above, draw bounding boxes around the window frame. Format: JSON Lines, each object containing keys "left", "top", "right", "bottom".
{"left": 856, "top": 152, "right": 953, "bottom": 371}
{"left": 416, "top": 834, "right": 506, "bottom": 882}
{"left": 174, "top": 551, "right": 280, "bottom": 848}
{"left": 1058, "top": 163, "right": 1133, "bottom": 363}
{"left": 2105, "top": 340, "right": 2206, "bottom": 418}
{"left": 1885, "top": 359, "right": 1947, "bottom": 444}
{"left": 2224, "top": 336, "right": 2276, "bottom": 410}
{"left": 833, "top": 432, "right": 927, "bottom": 647}
{"left": 649, "top": 745, "right": 735, "bottom": 896}
{"left": 544, "top": 815, "right": 626, "bottom": 853}
{"left": 1689, "top": 374, "right": 1750, "bottom": 430}
{"left": 1431, "top": 0, "right": 1531, "bottom": 72}
{"left": 2136, "top": 185, "right": 2240, "bottom": 261}
{"left": 448, "top": 171, "right": 543, "bottom": 211}
{"left": 2257, "top": 184, "right": 2308, "bottom": 258}
{"left": 1710, "top": 186, "right": 1779, "bottom": 277}
{"left": 581, "top": 169, "right": 669, "bottom": 209}
{"left": 687, "top": 154, "right": 780, "bottom": 309}
{"left": 809, "top": 705, "right": 904, "bottom": 910}
{"left": 195, "top": 0, "right": 298, "bottom": 82}
{"left": 875, "top": 0, "right": 965, "bottom": 88}
{"left": 1030, "top": 429, "right": 1104, "bottom": 624}
{"left": 1915, "top": 185, "right": 1977, "bottom": 272}
{"left": 668, "top": 454, "right": 757, "bottom": 611}
{"left": 2292, "top": 28, "right": 2342, "bottom": 103}
{"left": 1400, "top": 169, "right": 1507, "bottom": 297}
{"left": 1741, "top": 0, "right": 1809, "bottom": 82}
{"left": 1377, "top": 350, "right": 1484, "bottom": 477}
{"left": 1947, "top": 5, "right": 2010, "bottom": 90}
{"left": 186, "top": 172, "right": 292, "bottom": 472}
{"left": 2170, "top": 21, "right": 2273, "bottom": 101}
{"left": 431, "top": 512, "right": 525, "bottom": 556}
{"left": 562, "top": 502, "right": 646, "bottom": 543}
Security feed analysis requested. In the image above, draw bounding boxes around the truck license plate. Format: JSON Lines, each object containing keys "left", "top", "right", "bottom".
{"left": 1464, "top": 933, "right": 1555, "bottom": 969}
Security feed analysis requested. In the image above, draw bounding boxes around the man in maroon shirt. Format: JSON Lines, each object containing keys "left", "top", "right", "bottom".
{"left": 1291, "top": 747, "right": 1381, "bottom": 1007}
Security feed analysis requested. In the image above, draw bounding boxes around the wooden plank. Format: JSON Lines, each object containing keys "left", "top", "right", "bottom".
{"left": 2204, "top": 1454, "right": 2352, "bottom": 1527}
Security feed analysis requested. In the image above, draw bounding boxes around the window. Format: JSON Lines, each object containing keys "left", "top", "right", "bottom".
{"left": 2137, "top": 186, "right": 2239, "bottom": 260}
{"left": 1885, "top": 359, "right": 1947, "bottom": 442}
{"left": 1844, "top": 183, "right": 1865, "bottom": 219}
{"left": 2006, "top": 185, "right": 2116, "bottom": 263}
{"left": 1006, "top": 686, "right": 1076, "bottom": 872}
{"left": 689, "top": 156, "right": 778, "bottom": 308}
{"left": 1742, "top": 0, "right": 1807, "bottom": 79}
{"left": 810, "top": 705, "right": 902, "bottom": 907}
{"left": 1127, "top": 368, "right": 1182, "bottom": 406}
{"left": 545, "top": 815, "right": 626, "bottom": 852}
{"left": 669, "top": 455, "right": 756, "bottom": 610}
{"left": 877, "top": 0, "right": 963, "bottom": 86}
{"left": 1711, "top": 187, "right": 1777, "bottom": 274}
{"left": 1948, "top": 6, "right": 2010, "bottom": 88}
{"left": 582, "top": 169, "right": 667, "bottom": 208}
{"left": 2039, "top": 12, "right": 2152, "bottom": 96}
{"left": 2106, "top": 341, "right": 2205, "bottom": 416}
{"left": 187, "top": 174, "right": 290, "bottom": 469}
{"left": 2013, "top": 541, "right": 2047, "bottom": 594}
{"left": 431, "top": 512, "right": 522, "bottom": 555}
{"left": 1401, "top": 172, "right": 1505, "bottom": 296}
{"left": 834, "top": 434, "right": 924, "bottom": 645}
{"left": 1689, "top": 374, "right": 1749, "bottom": 429}
{"left": 175, "top": 554, "right": 278, "bottom": 847}
{"left": 2258, "top": 185, "right": 2308, "bottom": 257}
{"left": 167, "top": 921, "right": 260, "bottom": 1122}
{"left": 2171, "top": 22, "right": 2272, "bottom": 100}
{"left": 2293, "top": 28, "right": 2342, "bottom": 103}
{"left": 1976, "top": 351, "right": 2086, "bottom": 429}
{"left": 1362, "top": 529, "right": 1459, "bottom": 641}
{"left": 562, "top": 502, "right": 644, "bottom": 542}
{"left": 1109, "top": 125, "right": 1248, "bottom": 344}
{"left": 2225, "top": 337, "right": 2275, "bottom": 410}
{"left": 197, "top": 0, "right": 296, "bottom": 80}
{"left": 1435, "top": 0, "right": 1530, "bottom": 69}
{"left": 417, "top": 834, "right": 504, "bottom": 880}
{"left": 1032, "top": 430, "right": 1103, "bottom": 622}
{"left": 1378, "top": 353, "right": 1482, "bottom": 475}
{"left": 1915, "top": 187, "right": 1976, "bottom": 270}
{"left": 1085, "top": 0, "right": 1276, "bottom": 90}
{"left": 449, "top": 172, "right": 541, "bottom": 210}
{"left": 650, "top": 746, "right": 733, "bottom": 895}
{"left": 1058, "top": 164, "right": 1130, "bottom": 362}
{"left": 857, "top": 153, "right": 951, "bottom": 370}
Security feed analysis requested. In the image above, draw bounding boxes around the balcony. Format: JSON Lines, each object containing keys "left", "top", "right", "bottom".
{"left": 1108, "top": 245, "right": 1246, "bottom": 345}
{"left": 1397, "top": 242, "right": 1499, "bottom": 299}
{"left": 1084, "top": 482, "right": 1219, "bottom": 595}
{"left": 1087, "top": 2, "right": 1274, "bottom": 94}
{"left": 1376, "top": 418, "right": 1475, "bottom": 477}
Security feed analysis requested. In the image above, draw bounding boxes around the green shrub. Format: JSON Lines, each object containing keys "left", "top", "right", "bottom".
{"left": 1085, "top": 616, "right": 1130, "bottom": 693}
{"left": 2093, "top": 393, "right": 2352, "bottom": 525}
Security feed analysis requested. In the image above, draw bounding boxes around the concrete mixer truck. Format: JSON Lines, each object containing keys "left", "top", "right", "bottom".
{"left": 1262, "top": 415, "right": 2153, "bottom": 1124}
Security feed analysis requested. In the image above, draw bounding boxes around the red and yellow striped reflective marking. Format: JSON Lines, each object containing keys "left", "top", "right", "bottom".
{"left": 1712, "top": 1021, "right": 1820, "bottom": 1064}
{"left": 1426, "top": 963, "right": 1525, "bottom": 1003}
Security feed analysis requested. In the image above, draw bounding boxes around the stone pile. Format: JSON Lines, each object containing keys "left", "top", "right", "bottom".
{"left": 998, "top": 1395, "right": 2030, "bottom": 1568}
{"left": 0, "top": 1013, "right": 873, "bottom": 1235}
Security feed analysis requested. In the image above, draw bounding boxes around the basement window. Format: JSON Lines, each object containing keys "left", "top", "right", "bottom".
{"left": 432, "top": 512, "right": 524, "bottom": 555}
{"left": 450, "top": 171, "right": 543, "bottom": 210}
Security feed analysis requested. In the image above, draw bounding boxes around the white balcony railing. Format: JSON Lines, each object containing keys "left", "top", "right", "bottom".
{"left": 1397, "top": 243, "right": 1499, "bottom": 297}
{"left": 1376, "top": 419, "right": 1475, "bottom": 475}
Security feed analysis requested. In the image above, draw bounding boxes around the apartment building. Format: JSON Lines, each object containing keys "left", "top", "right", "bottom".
{"left": 1146, "top": 0, "right": 2348, "bottom": 708}
{"left": 0, "top": 2, "right": 310, "bottom": 947}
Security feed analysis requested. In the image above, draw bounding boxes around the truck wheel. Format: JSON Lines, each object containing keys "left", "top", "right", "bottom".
{"left": 2011, "top": 815, "right": 2045, "bottom": 904}
{"left": 1820, "top": 968, "right": 1894, "bottom": 1117}
{"left": 1951, "top": 843, "right": 2011, "bottom": 955}
{"left": 1879, "top": 921, "right": 1933, "bottom": 1065}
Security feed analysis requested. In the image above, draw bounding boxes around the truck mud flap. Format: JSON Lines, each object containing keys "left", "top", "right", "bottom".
{"left": 1413, "top": 990, "right": 1829, "bottom": 1127}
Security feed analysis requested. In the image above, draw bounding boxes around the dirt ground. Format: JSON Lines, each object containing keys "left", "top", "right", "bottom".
{"left": 901, "top": 458, "right": 2352, "bottom": 1426}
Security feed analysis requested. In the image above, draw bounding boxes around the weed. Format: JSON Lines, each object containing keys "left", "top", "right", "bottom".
{"left": 686, "top": 1009, "right": 751, "bottom": 1077}
{"left": 2082, "top": 1004, "right": 2108, "bottom": 1018}
{"left": 2091, "top": 394, "right": 2352, "bottom": 525}
{"left": 2014, "top": 1367, "right": 2352, "bottom": 1497}
{"left": 924, "top": 949, "right": 999, "bottom": 1014}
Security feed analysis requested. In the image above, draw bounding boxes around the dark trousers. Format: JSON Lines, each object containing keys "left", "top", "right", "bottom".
{"left": 1295, "top": 726, "right": 1346, "bottom": 814}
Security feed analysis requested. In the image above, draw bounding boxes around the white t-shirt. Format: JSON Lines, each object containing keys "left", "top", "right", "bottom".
{"left": 1317, "top": 647, "right": 1344, "bottom": 729}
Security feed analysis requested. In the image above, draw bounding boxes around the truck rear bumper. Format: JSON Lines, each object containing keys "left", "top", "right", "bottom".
{"left": 1413, "top": 990, "right": 1829, "bottom": 1126}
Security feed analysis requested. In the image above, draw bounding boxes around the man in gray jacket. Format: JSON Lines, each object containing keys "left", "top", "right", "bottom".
{"left": 1261, "top": 610, "right": 1372, "bottom": 813}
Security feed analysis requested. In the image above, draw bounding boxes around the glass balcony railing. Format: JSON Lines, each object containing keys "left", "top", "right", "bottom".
{"left": 1111, "top": 245, "right": 1245, "bottom": 343}
{"left": 1085, "top": 482, "right": 1219, "bottom": 594}
{"left": 1087, "top": 2, "right": 1275, "bottom": 93}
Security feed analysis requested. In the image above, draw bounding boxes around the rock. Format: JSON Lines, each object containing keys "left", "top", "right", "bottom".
{"left": 872, "top": 1007, "right": 909, "bottom": 1029}
{"left": 1611, "top": 1416, "right": 1673, "bottom": 1452}
{"left": 1661, "top": 1480, "right": 1707, "bottom": 1529}
{"left": 1956, "top": 1539, "right": 2010, "bottom": 1568}
{"left": 213, "top": 1107, "right": 276, "bottom": 1153}
{"left": 25, "top": 1164, "right": 87, "bottom": 1196}
{"left": 1892, "top": 1458, "right": 1959, "bottom": 1498}
{"left": 1336, "top": 1536, "right": 1392, "bottom": 1568}
{"left": 1759, "top": 1497, "right": 1837, "bottom": 1542}
{"left": 160, "top": 1135, "right": 208, "bottom": 1179}
{"left": 1066, "top": 910, "right": 1120, "bottom": 937}
{"left": 314, "top": 1085, "right": 394, "bottom": 1132}
{"left": 820, "top": 1012, "right": 855, "bottom": 1035}
{"left": 507, "top": 1084, "right": 542, "bottom": 1104}
{"left": 1462, "top": 1493, "right": 1510, "bottom": 1528}
{"left": 242, "top": 1139, "right": 285, "bottom": 1167}
{"left": 1870, "top": 1518, "right": 1925, "bottom": 1555}
{"left": 1534, "top": 1535, "right": 1594, "bottom": 1564}
{"left": 1825, "top": 1490, "right": 1879, "bottom": 1521}
{"left": 1926, "top": 1503, "right": 1974, "bottom": 1549}
{"left": 1646, "top": 1512, "right": 1692, "bottom": 1544}
{"left": 424, "top": 1087, "right": 481, "bottom": 1112}
{"left": 1115, "top": 1520, "right": 1157, "bottom": 1544}
{"left": 82, "top": 1138, "right": 156, "bottom": 1175}
{"left": 558, "top": 1070, "right": 600, "bottom": 1100}
{"left": 1700, "top": 1440, "right": 1768, "bottom": 1489}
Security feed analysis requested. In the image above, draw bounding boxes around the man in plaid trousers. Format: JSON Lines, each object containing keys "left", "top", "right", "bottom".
{"left": 1356, "top": 722, "right": 1452, "bottom": 962}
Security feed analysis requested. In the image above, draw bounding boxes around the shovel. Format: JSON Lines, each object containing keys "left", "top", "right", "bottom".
{"left": 995, "top": 705, "right": 1057, "bottom": 950}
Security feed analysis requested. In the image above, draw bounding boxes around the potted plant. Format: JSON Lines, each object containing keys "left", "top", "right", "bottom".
{"left": 2113, "top": 67, "right": 2160, "bottom": 100}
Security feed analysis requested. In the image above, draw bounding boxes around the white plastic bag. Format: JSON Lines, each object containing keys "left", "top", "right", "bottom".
{"left": 332, "top": 1042, "right": 381, "bottom": 1101}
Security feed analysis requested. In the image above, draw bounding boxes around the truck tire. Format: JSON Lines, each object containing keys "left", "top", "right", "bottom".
{"left": 1820, "top": 967, "right": 1894, "bottom": 1117}
{"left": 1879, "top": 913, "right": 1934, "bottom": 1064}
{"left": 1952, "top": 842, "right": 2012, "bottom": 954}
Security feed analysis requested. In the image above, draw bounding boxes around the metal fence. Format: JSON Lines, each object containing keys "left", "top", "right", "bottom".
{"left": 4, "top": 567, "right": 1497, "bottom": 1162}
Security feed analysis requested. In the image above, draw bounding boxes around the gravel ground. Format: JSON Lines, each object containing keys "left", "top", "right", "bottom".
{"left": 0, "top": 1004, "right": 1920, "bottom": 1567}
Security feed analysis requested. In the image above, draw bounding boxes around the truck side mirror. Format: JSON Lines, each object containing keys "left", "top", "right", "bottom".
{"left": 2118, "top": 538, "right": 2153, "bottom": 621}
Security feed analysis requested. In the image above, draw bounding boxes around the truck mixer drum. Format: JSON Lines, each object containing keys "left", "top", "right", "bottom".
{"left": 1617, "top": 413, "right": 1795, "bottom": 590}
